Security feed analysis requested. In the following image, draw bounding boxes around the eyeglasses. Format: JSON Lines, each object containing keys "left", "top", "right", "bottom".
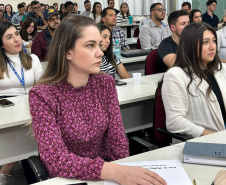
{"left": 33, "top": 6, "right": 41, "bottom": 10}
{"left": 153, "top": 8, "right": 166, "bottom": 12}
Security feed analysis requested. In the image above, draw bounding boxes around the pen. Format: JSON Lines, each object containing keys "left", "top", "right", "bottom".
{"left": 193, "top": 179, "right": 196, "bottom": 185}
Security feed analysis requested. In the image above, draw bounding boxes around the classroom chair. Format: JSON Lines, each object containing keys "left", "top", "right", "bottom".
{"left": 129, "top": 85, "right": 192, "bottom": 154}
{"left": 145, "top": 49, "right": 158, "bottom": 75}
{"left": 27, "top": 156, "right": 49, "bottom": 182}
{"left": 133, "top": 27, "right": 139, "bottom": 37}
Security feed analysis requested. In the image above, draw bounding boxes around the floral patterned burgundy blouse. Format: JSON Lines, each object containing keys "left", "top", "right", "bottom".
{"left": 29, "top": 74, "right": 129, "bottom": 180}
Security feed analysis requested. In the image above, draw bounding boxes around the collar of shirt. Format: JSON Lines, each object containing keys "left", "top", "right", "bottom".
{"left": 204, "top": 11, "right": 216, "bottom": 19}
{"left": 149, "top": 19, "right": 166, "bottom": 28}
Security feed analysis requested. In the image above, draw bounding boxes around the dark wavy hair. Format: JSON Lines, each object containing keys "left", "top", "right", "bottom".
{"left": 59, "top": 4, "right": 65, "bottom": 15}
{"left": 92, "top": 2, "right": 102, "bottom": 21}
{"left": 20, "top": 17, "right": 37, "bottom": 41}
{"left": 189, "top": 9, "right": 202, "bottom": 23}
{"left": 97, "top": 24, "right": 116, "bottom": 68}
{"left": 4, "top": 4, "right": 13, "bottom": 17}
{"left": 174, "top": 22, "right": 221, "bottom": 97}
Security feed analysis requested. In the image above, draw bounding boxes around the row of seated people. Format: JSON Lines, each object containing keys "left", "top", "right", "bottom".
{"left": 0, "top": 3, "right": 226, "bottom": 185}
{"left": 11, "top": 3, "right": 131, "bottom": 79}
{"left": 138, "top": 0, "right": 226, "bottom": 73}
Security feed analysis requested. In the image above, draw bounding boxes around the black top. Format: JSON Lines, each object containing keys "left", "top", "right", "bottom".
{"left": 207, "top": 73, "right": 226, "bottom": 123}
{"left": 202, "top": 12, "right": 219, "bottom": 29}
{"left": 157, "top": 36, "right": 178, "bottom": 73}
{"left": 114, "top": 8, "right": 120, "bottom": 14}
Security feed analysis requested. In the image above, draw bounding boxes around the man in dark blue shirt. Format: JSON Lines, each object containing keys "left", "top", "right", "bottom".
{"left": 202, "top": 0, "right": 219, "bottom": 29}
{"left": 27, "top": 0, "right": 47, "bottom": 30}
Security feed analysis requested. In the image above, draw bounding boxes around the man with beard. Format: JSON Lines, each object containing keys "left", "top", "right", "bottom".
{"left": 80, "top": 0, "right": 91, "bottom": 17}
{"left": 31, "top": 8, "right": 60, "bottom": 61}
{"left": 27, "top": 1, "right": 47, "bottom": 30}
{"left": 157, "top": 10, "right": 189, "bottom": 73}
{"left": 139, "top": 3, "right": 171, "bottom": 50}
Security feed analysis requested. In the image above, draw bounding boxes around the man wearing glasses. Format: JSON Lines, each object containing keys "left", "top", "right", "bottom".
{"left": 107, "top": 0, "right": 119, "bottom": 14}
{"left": 27, "top": 1, "right": 47, "bottom": 30}
{"left": 139, "top": 3, "right": 171, "bottom": 50}
{"left": 31, "top": 8, "right": 60, "bottom": 61}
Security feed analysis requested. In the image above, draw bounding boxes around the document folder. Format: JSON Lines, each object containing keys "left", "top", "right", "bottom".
{"left": 182, "top": 142, "right": 226, "bottom": 166}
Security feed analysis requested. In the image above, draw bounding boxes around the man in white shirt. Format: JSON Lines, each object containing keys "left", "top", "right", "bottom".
{"left": 80, "top": 0, "right": 91, "bottom": 17}
{"left": 139, "top": 3, "right": 171, "bottom": 50}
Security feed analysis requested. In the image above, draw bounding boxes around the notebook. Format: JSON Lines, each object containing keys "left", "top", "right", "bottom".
{"left": 183, "top": 142, "right": 226, "bottom": 166}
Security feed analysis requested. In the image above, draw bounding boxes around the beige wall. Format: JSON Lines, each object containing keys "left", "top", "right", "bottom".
{"left": 1, "top": 0, "right": 61, "bottom": 12}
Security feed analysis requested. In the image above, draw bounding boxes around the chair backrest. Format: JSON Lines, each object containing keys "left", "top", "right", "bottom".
{"left": 145, "top": 49, "right": 158, "bottom": 75}
{"left": 152, "top": 85, "right": 172, "bottom": 147}
{"left": 133, "top": 27, "right": 139, "bottom": 37}
{"left": 137, "top": 38, "right": 141, "bottom": 49}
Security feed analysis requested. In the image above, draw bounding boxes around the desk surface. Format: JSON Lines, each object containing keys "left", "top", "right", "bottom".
{"left": 117, "top": 23, "right": 139, "bottom": 27}
{"left": 117, "top": 73, "right": 163, "bottom": 105}
{"left": 33, "top": 130, "right": 226, "bottom": 185}
{"left": 126, "top": 37, "right": 138, "bottom": 45}
{"left": 0, "top": 95, "right": 30, "bottom": 129}
{"left": 0, "top": 74, "right": 162, "bottom": 130}
{"left": 120, "top": 55, "right": 147, "bottom": 64}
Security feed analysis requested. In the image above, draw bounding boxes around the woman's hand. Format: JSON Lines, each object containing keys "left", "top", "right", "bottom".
{"left": 101, "top": 162, "right": 167, "bottom": 185}
{"left": 214, "top": 170, "right": 226, "bottom": 185}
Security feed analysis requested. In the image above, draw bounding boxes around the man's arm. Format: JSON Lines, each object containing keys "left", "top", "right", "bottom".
{"left": 36, "top": 11, "right": 47, "bottom": 30}
{"left": 163, "top": 53, "right": 176, "bottom": 68}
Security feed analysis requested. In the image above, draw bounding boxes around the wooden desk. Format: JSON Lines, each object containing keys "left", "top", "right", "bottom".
{"left": 116, "top": 23, "right": 139, "bottom": 38}
{"left": 0, "top": 74, "right": 163, "bottom": 165}
{"left": 32, "top": 130, "right": 226, "bottom": 185}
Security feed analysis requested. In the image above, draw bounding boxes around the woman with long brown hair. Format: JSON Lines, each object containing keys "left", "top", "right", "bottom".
{"left": 98, "top": 24, "right": 130, "bottom": 79}
{"left": 20, "top": 17, "right": 37, "bottom": 48}
{"left": 0, "top": 20, "right": 42, "bottom": 185}
{"left": 162, "top": 22, "right": 226, "bottom": 139}
{"left": 29, "top": 15, "right": 166, "bottom": 185}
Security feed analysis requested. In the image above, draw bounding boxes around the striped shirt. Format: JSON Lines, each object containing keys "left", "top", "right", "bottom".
{"left": 100, "top": 54, "right": 121, "bottom": 76}
{"left": 116, "top": 13, "right": 129, "bottom": 24}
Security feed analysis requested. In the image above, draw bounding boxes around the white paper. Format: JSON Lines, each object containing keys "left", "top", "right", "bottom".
{"left": 104, "top": 159, "right": 192, "bottom": 185}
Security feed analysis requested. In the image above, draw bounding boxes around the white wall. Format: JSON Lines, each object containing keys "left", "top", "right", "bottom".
{"left": 1, "top": 0, "right": 61, "bottom": 12}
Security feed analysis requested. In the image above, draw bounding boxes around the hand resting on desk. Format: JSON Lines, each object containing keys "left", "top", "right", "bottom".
{"left": 101, "top": 162, "right": 167, "bottom": 185}
{"left": 214, "top": 170, "right": 226, "bottom": 185}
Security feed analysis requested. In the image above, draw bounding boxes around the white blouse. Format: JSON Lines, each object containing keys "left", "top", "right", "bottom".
{"left": 0, "top": 53, "right": 43, "bottom": 96}
{"left": 89, "top": 13, "right": 101, "bottom": 24}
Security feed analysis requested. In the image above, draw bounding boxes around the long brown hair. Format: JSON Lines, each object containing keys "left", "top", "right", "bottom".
{"left": 37, "top": 15, "right": 97, "bottom": 85}
{"left": 0, "top": 21, "right": 32, "bottom": 79}
{"left": 120, "top": 2, "right": 130, "bottom": 19}
{"left": 97, "top": 24, "right": 116, "bottom": 68}
{"left": 174, "top": 22, "right": 221, "bottom": 97}
{"left": 20, "top": 17, "right": 37, "bottom": 41}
